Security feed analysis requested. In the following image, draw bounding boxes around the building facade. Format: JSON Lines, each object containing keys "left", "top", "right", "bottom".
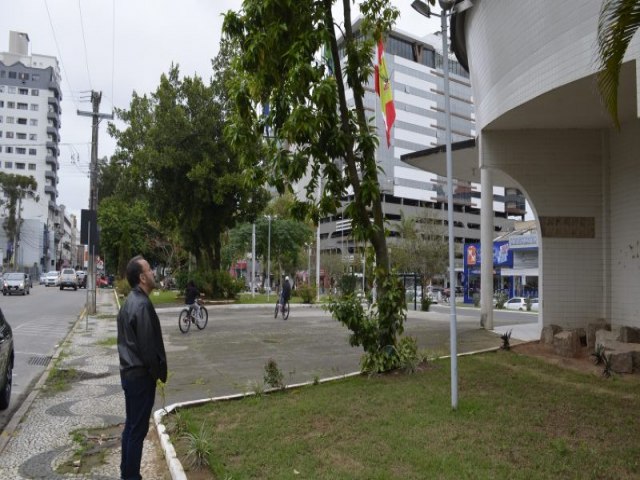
{"left": 317, "top": 24, "right": 526, "bottom": 278}
{"left": 0, "top": 31, "right": 68, "bottom": 273}
{"left": 407, "top": 0, "right": 640, "bottom": 332}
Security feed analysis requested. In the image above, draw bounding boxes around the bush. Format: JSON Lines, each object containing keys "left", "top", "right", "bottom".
{"left": 180, "top": 270, "right": 244, "bottom": 300}
{"left": 338, "top": 274, "right": 358, "bottom": 296}
{"left": 421, "top": 296, "right": 432, "bottom": 311}
{"left": 494, "top": 292, "right": 508, "bottom": 309}
{"left": 296, "top": 283, "right": 316, "bottom": 304}
{"left": 114, "top": 277, "right": 130, "bottom": 297}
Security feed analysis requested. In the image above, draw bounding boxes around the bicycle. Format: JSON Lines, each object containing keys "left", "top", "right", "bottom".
{"left": 178, "top": 300, "right": 208, "bottom": 333}
{"left": 274, "top": 299, "right": 290, "bottom": 320}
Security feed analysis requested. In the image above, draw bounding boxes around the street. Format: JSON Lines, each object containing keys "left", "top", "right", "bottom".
{"left": 0, "top": 283, "right": 86, "bottom": 431}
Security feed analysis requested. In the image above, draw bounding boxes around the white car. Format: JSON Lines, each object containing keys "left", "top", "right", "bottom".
{"left": 44, "top": 271, "right": 60, "bottom": 287}
{"left": 504, "top": 297, "right": 538, "bottom": 312}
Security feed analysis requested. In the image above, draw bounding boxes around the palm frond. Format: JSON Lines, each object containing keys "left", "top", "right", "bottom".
{"left": 597, "top": 0, "right": 640, "bottom": 128}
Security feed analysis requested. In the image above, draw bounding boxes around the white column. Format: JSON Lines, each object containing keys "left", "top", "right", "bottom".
{"left": 480, "top": 154, "right": 494, "bottom": 330}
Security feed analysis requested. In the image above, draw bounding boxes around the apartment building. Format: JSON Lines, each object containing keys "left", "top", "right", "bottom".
{"left": 0, "top": 31, "right": 66, "bottom": 272}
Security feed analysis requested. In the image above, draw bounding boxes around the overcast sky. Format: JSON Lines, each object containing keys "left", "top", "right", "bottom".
{"left": 1, "top": 1, "right": 440, "bottom": 220}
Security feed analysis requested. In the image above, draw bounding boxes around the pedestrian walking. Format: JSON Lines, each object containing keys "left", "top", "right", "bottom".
{"left": 117, "top": 255, "right": 167, "bottom": 480}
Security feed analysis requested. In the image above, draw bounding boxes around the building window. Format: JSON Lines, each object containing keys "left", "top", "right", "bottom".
{"left": 28, "top": 148, "right": 37, "bottom": 155}
{"left": 8, "top": 72, "right": 17, "bottom": 79}
{"left": 29, "top": 133, "right": 37, "bottom": 141}
{"left": 17, "top": 103, "right": 28, "bottom": 110}
{"left": 5, "top": 132, "right": 13, "bottom": 139}
{"left": 7, "top": 102, "right": 15, "bottom": 108}
{"left": 18, "top": 73, "right": 29, "bottom": 81}
{"left": 0, "top": 100, "right": 3, "bottom": 107}
{"left": 16, "top": 162, "right": 25, "bottom": 169}
{"left": 32, "top": 74, "right": 39, "bottom": 81}
{"left": 6, "top": 117, "right": 14, "bottom": 124}
{"left": 8, "top": 86, "right": 16, "bottom": 93}
{"left": 0, "top": 115, "right": 3, "bottom": 123}
{"left": 30, "top": 104, "right": 38, "bottom": 111}
{"left": 6, "top": 147, "right": 13, "bottom": 153}
{"left": 29, "top": 119, "right": 38, "bottom": 126}
{"left": 28, "top": 163, "right": 36, "bottom": 170}
{"left": 17, "top": 132, "right": 26, "bottom": 140}
{"left": 16, "top": 148, "right": 26, "bottom": 155}
{"left": 18, "top": 88, "right": 28, "bottom": 95}
{"left": 31, "top": 89, "right": 39, "bottom": 96}
{"left": 4, "top": 162, "right": 12, "bottom": 168}
{"left": 0, "top": 71, "right": 5, "bottom": 79}
{"left": 17, "top": 118, "right": 27, "bottom": 125}
{"left": 0, "top": 131, "right": 2, "bottom": 138}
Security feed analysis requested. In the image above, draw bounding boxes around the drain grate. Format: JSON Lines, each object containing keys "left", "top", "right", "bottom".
{"left": 28, "top": 355, "right": 52, "bottom": 367}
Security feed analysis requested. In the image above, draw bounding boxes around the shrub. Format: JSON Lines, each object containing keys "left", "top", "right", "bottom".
{"left": 494, "top": 292, "right": 508, "bottom": 309}
{"left": 338, "top": 274, "right": 358, "bottom": 296}
{"left": 182, "top": 423, "right": 213, "bottom": 469}
{"left": 472, "top": 293, "right": 480, "bottom": 307}
{"left": 181, "top": 270, "right": 244, "bottom": 300}
{"left": 114, "top": 277, "right": 130, "bottom": 297}
{"left": 421, "top": 296, "right": 432, "bottom": 311}
{"left": 263, "top": 358, "right": 284, "bottom": 389}
{"left": 329, "top": 274, "right": 407, "bottom": 374}
{"left": 296, "top": 283, "right": 316, "bottom": 304}
{"left": 500, "top": 330, "right": 512, "bottom": 350}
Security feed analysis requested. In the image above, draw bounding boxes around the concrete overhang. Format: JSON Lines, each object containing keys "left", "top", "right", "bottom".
{"left": 400, "top": 138, "right": 518, "bottom": 188}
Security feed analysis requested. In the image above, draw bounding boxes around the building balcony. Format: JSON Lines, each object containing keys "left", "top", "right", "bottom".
{"left": 46, "top": 141, "right": 58, "bottom": 151}
{"left": 47, "top": 110, "right": 60, "bottom": 125}
{"left": 48, "top": 81, "right": 61, "bottom": 98}
{"left": 45, "top": 156, "right": 59, "bottom": 169}
{"left": 45, "top": 185, "right": 58, "bottom": 197}
{"left": 45, "top": 170, "right": 57, "bottom": 181}
{"left": 46, "top": 126, "right": 59, "bottom": 141}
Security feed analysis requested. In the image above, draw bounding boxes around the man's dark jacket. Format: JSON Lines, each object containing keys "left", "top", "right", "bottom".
{"left": 117, "top": 285, "right": 168, "bottom": 382}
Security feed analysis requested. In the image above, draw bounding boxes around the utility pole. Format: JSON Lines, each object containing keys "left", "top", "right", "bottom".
{"left": 78, "top": 91, "right": 113, "bottom": 314}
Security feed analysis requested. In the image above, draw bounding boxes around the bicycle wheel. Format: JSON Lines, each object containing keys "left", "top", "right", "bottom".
{"left": 196, "top": 306, "right": 208, "bottom": 330}
{"left": 178, "top": 309, "right": 191, "bottom": 333}
{"left": 282, "top": 301, "right": 290, "bottom": 320}
{"left": 274, "top": 302, "right": 279, "bottom": 318}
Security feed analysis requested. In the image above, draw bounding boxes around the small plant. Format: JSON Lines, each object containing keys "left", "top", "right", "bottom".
{"left": 170, "top": 410, "right": 189, "bottom": 437}
{"left": 397, "top": 336, "right": 420, "bottom": 374}
{"left": 182, "top": 423, "right": 213, "bottom": 469}
{"left": 247, "top": 380, "right": 264, "bottom": 397}
{"left": 95, "top": 336, "right": 117, "bottom": 347}
{"left": 297, "top": 283, "right": 316, "bottom": 304}
{"left": 156, "top": 372, "right": 173, "bottom": 412}
{"left": 494, "top": 292, "right": 508, "bottom": 309}
{"left": 421, "top": 296, "right": 432, "bottom": 311}
{"left": 525, "top": 297, "right": 532, "bottom": 311}
{"left": 263, "top": 358, "right": 285, "bottom": 389}
{"left": 312, "top": 374, "right": 320, "bottom": 385}
{"left": 591, "top": 343, "right": 606, "bottom": 365}
{"left": 602, "top": 353, "right": 613, "bottom": 378}
{"left": 500, "top": 330, "right": 512, "bottom": 350}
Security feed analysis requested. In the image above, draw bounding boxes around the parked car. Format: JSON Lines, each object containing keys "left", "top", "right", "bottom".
{"left": 59, "top": 268, "right": 78, "bottom": 291}
{"left": 2, "top": 272, "right": 30, "bottom": 296}
{"left": 504, "top": 297, "right": 538, "bottom": 311}
{"left": 39, "top": 273, "right": 46, "bottom": 285}
{"left": 45, "top": 270, "right": 60, "bottom": 287}
{"left": 76, "top": 270, "right": 87, "bottom": 289}
{"left": 0, "top": 308, "right": 14, "bottom": 410}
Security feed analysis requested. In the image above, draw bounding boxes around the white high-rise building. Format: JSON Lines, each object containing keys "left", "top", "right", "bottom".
{"left": 316, "top": 23, "right": 526, "bottom": 282}
{"left": 0, "top": 31, "right": 64, "bottom": 272}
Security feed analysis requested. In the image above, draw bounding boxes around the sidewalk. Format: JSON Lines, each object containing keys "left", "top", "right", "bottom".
{"left": 0, "top": 288, "right": 168, "bottom": 479}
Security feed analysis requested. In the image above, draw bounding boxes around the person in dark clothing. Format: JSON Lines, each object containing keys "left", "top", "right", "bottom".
{"left": 184, "top": 280, "right": 201, "bottom": 316}
{"left": 117, "top": 255, "right": 167, "bottom": 480}
{"left": 280, "top": 275, "right": 292, "bottom": 305}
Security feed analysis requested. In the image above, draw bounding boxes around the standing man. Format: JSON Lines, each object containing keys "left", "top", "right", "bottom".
{"left": 117, "top": 255, "right": 167, "bottom": 480}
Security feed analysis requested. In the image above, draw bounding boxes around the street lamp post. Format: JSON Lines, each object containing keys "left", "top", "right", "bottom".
{"left": 265, "top": 215, "right": 276, "bottom": 300}
{"left": 412, "top": 0, "right": 462, "bottom": 410}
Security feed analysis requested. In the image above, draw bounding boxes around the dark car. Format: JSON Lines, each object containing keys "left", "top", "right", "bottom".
{"left": 0, "top": 308, "right": 14, "bottom": 410}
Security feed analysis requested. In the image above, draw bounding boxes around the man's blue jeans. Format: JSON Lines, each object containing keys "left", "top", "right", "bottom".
{"left": 120, "top": 373, "right": 156, "bottom": 480}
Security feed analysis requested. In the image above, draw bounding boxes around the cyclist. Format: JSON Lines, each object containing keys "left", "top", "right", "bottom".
{"left": 280, "top": 275, "right": 291, "bottom": 308}
{"left": 184, "top": 280, "right": 201, "bottom": 317}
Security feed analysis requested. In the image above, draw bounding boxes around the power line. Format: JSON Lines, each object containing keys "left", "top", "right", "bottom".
{"left": 43, "top": 0, "right": 81, "bottom": 112}
{"left": 77, "top": 0, "right": 93, "bottom": 90}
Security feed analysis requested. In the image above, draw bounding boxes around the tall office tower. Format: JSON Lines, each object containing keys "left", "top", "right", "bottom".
{"left": 318, "top": 23, "right": 526, "bottom": 279}
{"left": 0, "top": 31, "right": 62, "bottom": 270}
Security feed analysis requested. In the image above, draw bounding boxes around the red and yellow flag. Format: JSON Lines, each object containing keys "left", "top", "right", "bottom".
{"left": 374, "top": 39, "right": 396, "bottom": 148}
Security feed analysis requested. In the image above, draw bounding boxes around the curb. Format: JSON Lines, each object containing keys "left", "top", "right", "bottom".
{"left": 0, "top": 304, "right": 88, "bottom": 456}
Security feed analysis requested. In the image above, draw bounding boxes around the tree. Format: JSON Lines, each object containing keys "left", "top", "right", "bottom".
{"left": 597, "top": 0, "right": 640, "bottom": 127}
{"left": 0, "top": 173, "right": 38, "bottom": 267}
{"left": 223, "top": 0, "right": 434, "bottom": 371}
{"left": 108, "top": 65, "right": 269, "bottom": 272}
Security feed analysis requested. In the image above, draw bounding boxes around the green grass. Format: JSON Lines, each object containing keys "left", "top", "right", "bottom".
{"left": 236, "top": 292, "right": 330, "bottom": 304}
{"left": 95, "top": 336, "right": 117, "bottom": 347}
{"left": 149, "top": 289, "right": 182, "bottom": 305}
{"left": 167, "top": 351, "right": 640, "bottom": 479}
